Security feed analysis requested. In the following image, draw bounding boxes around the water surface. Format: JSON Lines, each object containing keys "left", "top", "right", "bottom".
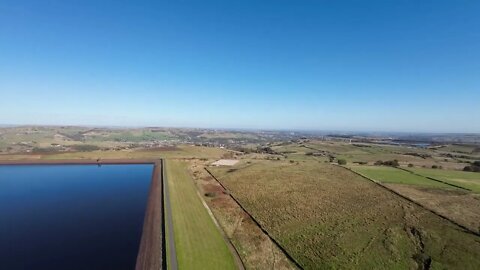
{"left": 0, "top": 164, "right": 154, "bottom": 270}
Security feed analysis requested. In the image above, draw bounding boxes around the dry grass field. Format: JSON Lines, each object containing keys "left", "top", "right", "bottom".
{"left": 349, "top": 165, "right": 480, "bottom": 234}
{"left": 210, "top": 160, "right": 480, "bottom": 269}
{"left": 188, "top": 160, "right": 297, "bottom": 270}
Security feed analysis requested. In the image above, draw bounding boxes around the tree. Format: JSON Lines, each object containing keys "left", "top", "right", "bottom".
{"left": 382, "top": 160, "right": 399, "bottom": 167}
{"left": 337, "top": 159, "right": 347, "bottom": 165}
{"left": 392, "top": 159, "right": 400, "bottom": 167}
{"left": 463, "top": 165, "right": 480, "bottom": 172}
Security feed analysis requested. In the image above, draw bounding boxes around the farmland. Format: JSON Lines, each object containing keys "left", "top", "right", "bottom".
{"left": 1, "top": 126, "right": 480, "bottom": 269}
{"left": 210, "top": 160, "right": 480, "bottom": 269}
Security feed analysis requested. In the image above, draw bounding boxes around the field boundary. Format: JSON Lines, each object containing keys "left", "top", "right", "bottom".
{"left": 204, "top": 167, "right": 304, "bottom": 270}
{"left": 396, "top": 167, "right": 472, "bottom": 192}
{"left": 341, "top": 165, "right": 480, "bottom": 237}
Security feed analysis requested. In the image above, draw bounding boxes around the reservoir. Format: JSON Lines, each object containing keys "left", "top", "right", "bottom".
{"left": 0, "top": 164, "right": 154, "bottom": 270}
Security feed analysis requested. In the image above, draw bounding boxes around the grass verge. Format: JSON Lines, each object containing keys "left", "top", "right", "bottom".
{"left": 166, "top": 159, "right": 236, "bottom": 270}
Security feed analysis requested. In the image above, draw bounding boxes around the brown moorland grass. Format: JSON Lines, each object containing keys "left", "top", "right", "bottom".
{"left": 210, "top": 160, "right": 480, "bottom": 270}
{"left": 348, "top": 165, "right": 480, "bottom": 234}
{"left": 188, "top": 160, "right": 297, "bottom": 270}
{"left": 382, "top": 183, "right": 480, "bottom": 234}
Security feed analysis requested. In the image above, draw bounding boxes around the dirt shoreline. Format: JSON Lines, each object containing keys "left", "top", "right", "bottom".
{"left": 136, "top": 161, "right": 164, "bottom": 270}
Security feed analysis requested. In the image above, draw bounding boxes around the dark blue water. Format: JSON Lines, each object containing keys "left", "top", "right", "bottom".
{"left": 0, "top": 164, "right": 154, "bottom": 270}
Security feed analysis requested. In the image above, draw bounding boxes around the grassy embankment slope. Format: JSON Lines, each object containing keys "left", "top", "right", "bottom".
{"left": 166, "top": 160, "right": 236, "bottom": 270}
{"left": 210, "top": 160, "right": 480, "bottom": 269}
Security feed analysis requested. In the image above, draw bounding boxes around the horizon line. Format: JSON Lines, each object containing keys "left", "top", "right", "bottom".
{"left": 1, "top": 123, "right": 479, "bottom": 136}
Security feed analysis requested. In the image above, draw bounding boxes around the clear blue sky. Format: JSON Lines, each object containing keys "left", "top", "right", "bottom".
{"left": 1, "top": 1, "right": 479, "bottom": 132}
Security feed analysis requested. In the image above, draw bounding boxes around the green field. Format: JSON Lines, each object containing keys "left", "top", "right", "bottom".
{"left": 408, "top": 167, "right": 480, "bottom": 192}
{"left": 166, "top": 160, "right": 236, "bottom": 270}
{"left": 350, "top": 165, "right": 456, "bottom": 189}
